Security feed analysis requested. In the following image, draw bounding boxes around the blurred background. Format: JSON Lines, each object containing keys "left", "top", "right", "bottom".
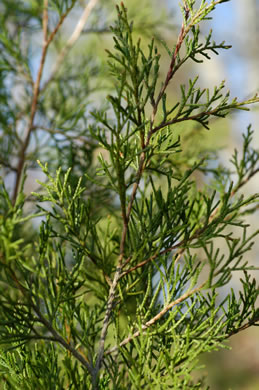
{"left": 1, "top": 0, "right": 258, "bottom": 388}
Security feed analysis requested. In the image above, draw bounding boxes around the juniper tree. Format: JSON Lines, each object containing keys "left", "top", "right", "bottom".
{"left": 0, "top": 0, "right": 259, "bottom": 389}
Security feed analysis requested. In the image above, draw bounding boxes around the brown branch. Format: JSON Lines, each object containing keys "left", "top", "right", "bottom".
{"left": 94, "top": 160, "right": 146, "bottom": 373}
{"left": 150, "top": 98, "right": 259, "bottom": 136}
{"left": 149, "top": 5, "right": 190, "bottom": 125}
{"left": 232, "top": 168, "right": 259, "bottom": 195}
{"left": 42, "top": 0, "right": 99, "bottom": 91}
{"left": 12, "top": 1, "right": 75, "bottom": 205}
{"left": 42, "top": 0, "right": 48, "bottom": 42}
{"left": 227, "top": 317, "right": 259, "bottom": 338}
{"left": 46, "top": 5, "right": 73, "bottom": 46}
{"left": 32, "top": 303, "right": 93, "bottom": 373}
{"left": 105, "top": 282, "right": 206, "bottom": 355}
{"left": 120, "top": 245, "right": 184, "bottom": 279}
{"left": 94, "top": 265, "right": 123, "bottom": 378}
{"left": 147, "top": 0, "right": 250, "bottom": 137}
{"left": 94, "top": 45, "right": 151, "bottom": 386}
{"left": 152, "top": 23, "right": 186, "bottom": 121}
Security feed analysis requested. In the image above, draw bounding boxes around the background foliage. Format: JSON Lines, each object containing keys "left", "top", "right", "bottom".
{"left": 0, "top": 0, "right": 258, "bottom": 389}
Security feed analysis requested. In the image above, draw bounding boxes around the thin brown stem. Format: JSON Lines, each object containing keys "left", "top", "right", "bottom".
{"left": 227, "top": 317, "right": 259, "bottom": 338}
{"left": 121, "top": 246, "right": 185, "bottom": 279}
{"left": 150, "top": 98, "right": 259, "bottom": 136}
{"left": 148, "top": 0, "right": 240, "bottom": 136}
{"left": 42, "top": 0, "right": 99, "bottom": 91}
{"left": 32, "top": 303, "right": 93, "bottom": 373}
{"left": 153, "top": 22, "right": 186, "bottom": 118}
{"left": 149, "top": 5, "right": 190, "bottom": 126}
{"left": 12, "top": 1, "right": 48, "bottom": 204}
{"left": 12, "top": 2, "right": 75, "bottom": 205}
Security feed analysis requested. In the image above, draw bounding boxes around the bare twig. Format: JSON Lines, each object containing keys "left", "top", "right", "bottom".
{"left": 12, "top": 1, "right": 75, "bottom": 205}
{"left": 151, "top": 18, "right": 186, "bottom": 123}
{"left": 42, "top": 0, "right": 99, "bottom": 91}
{"left": 93, "top": 265, "right": 123, "bottom": 379}
{"left": 121, "top": 247, "right": 184, "bottom": 279}
{"left": 12, "top": 0, "right": 49, "bottom": 204}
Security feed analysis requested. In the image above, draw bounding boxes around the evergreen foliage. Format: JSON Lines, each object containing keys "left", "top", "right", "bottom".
{"left": 0, "top": 0, "right": 259, "bottom": 388}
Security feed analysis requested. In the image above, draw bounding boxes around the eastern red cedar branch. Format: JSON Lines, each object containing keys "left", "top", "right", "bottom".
{"left": 93, "top": 1, "right": 244, "bottom": 374}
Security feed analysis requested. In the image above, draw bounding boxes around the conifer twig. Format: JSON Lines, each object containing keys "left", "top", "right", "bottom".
{"left": 120, "top": 165, "right": 259, "bottom": 278}
{"left": 3, "top": 261, "right": 94, "bottom": 374}
{"left": 105, "top": 282, "right": 206, "bottom": 355}
{"left": 150, "top": 96, "right": 259, "bottom": 135}
{"left": 149, "top": 0, "right": 233, "bottom": 129}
